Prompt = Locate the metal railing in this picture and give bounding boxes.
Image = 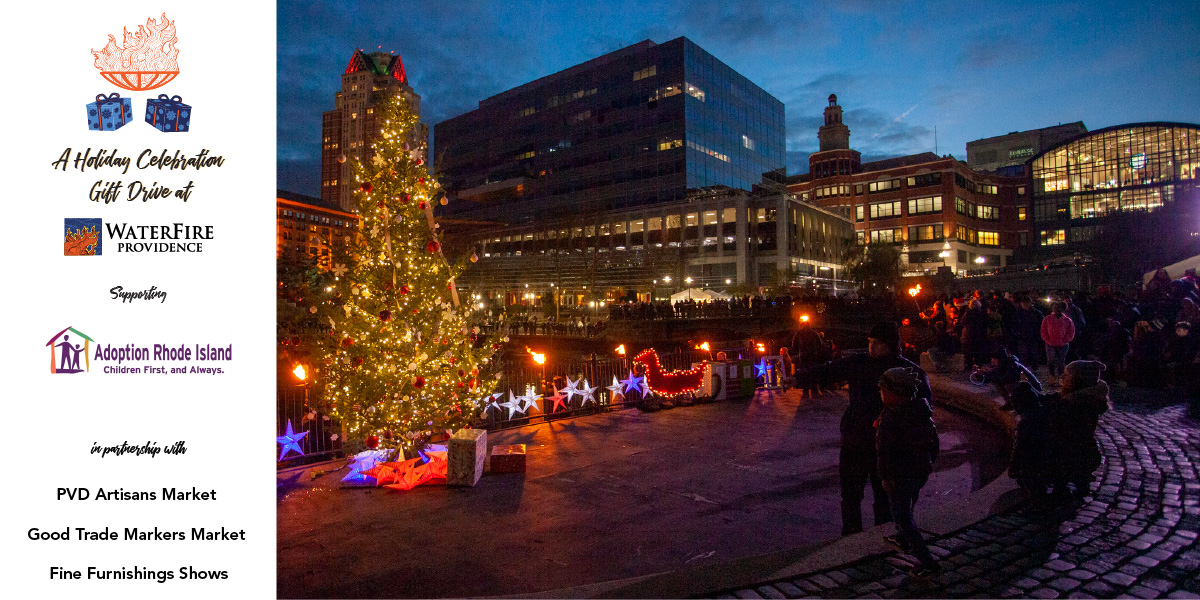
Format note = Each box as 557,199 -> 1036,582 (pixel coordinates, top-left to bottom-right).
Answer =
478,349 -> 714,430
277,385 -> 343,467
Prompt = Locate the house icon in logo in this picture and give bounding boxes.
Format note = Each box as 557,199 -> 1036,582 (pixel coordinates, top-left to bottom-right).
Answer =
47,326 -> 94,374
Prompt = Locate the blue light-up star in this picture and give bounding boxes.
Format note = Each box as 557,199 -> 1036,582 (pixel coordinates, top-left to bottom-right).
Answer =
342,449 -> 392,482
620,371 -> 644,395
755,358 -> 769,379
277,420 -> 309,461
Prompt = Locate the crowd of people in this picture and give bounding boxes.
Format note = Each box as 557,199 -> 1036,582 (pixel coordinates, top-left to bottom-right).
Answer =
911,267 -> 1200,392
608,295 -> 796,320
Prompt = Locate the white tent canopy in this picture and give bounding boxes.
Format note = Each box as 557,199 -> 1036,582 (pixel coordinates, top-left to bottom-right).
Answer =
1143,253 -> 1200,286
669,288 -> 732,304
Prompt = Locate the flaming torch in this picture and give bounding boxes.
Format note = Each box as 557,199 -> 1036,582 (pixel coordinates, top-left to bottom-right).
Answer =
92,13 -> 180,91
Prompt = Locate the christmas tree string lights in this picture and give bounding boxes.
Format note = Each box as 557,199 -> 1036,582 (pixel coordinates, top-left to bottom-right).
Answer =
313,91 -> 500,456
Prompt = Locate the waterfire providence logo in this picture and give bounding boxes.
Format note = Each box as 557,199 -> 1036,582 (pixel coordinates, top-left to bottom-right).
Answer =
64,218 -> 102,256
62,218 -> 214,254
47,326 -> 95,374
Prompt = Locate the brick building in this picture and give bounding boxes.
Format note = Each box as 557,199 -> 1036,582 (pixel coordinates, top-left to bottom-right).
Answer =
788,95 -> 1029,276
277,190 -> 358,269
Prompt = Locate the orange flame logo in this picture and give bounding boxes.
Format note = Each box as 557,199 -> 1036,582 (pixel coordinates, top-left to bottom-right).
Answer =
92,13 -> 180,91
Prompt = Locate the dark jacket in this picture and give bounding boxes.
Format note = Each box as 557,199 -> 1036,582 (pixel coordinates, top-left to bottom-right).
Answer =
812,353 -> 932,449
960,307 -> 989,349
1009,382 -> 1050,483
1044,380 -> 1110,480
1014,306 -> 1043,343
876,392 -> 940,481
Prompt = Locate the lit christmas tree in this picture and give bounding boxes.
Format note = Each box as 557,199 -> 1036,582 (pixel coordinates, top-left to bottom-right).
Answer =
317,91 -> 500,455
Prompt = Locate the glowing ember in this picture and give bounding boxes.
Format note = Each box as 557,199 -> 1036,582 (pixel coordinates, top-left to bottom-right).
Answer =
292,364 -> 307,381
694,342 -> 710,351
615,344 -> 626,356
525,347 -> 546,365
92,13 -> 180,91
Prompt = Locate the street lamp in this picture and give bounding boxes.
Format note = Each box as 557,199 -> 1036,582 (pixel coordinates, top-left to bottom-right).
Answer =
685,276 -> 693,300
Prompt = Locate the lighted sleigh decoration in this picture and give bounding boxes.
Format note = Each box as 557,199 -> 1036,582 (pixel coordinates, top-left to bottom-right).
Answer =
91,13 -> 180,91
632,349 -> 708,397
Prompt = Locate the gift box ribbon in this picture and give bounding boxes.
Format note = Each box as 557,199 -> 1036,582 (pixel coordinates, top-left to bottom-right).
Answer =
94,93 -> 126,123
150,94 -> 187,130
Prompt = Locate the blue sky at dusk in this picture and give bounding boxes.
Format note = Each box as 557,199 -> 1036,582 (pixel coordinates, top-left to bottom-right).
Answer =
278,0 -> 1200,196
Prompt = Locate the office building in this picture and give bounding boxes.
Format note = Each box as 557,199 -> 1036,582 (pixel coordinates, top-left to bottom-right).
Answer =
966,122 -> 1087,175
459,186 -> 853,303
320,49 -> 426,212
1028,122 -> 1200,255
435,37 -> 786,223
788,95 -> 1028,276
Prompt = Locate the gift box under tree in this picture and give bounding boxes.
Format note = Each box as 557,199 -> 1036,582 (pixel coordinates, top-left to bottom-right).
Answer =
86,93 -> 132,131
145,94 -> 192,132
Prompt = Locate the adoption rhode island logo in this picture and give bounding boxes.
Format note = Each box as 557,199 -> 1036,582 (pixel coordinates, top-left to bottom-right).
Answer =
46,326 -> 95,374
64,218 -> 102,256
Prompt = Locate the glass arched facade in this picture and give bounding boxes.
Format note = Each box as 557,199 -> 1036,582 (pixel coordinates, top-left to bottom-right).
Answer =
1030,123 -> 1200,247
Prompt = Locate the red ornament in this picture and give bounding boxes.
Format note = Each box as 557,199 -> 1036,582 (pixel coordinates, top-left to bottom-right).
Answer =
457,381 -> 464,388
379,310 -> 393,323
426,240 -> 441,253
401,194 -> 410,204
354,357 -> 364,367
366,435 -> 379,449
376,200 -> 384,208
361,182 -> 373,193
400,285 -> 410,295
413,376 -> 426,388
383,431 -> 393,440
341,337 -> 355,348
419,178 -> 426,184
418,201 -> 427,210
457,369 -> 465,378
416,158 -> 424,166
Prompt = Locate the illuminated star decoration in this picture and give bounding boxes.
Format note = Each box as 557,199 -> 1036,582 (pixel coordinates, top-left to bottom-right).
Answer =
755,358 -> 769,379
562,376 -> 582,402
482,392 -> 504,417
607,376 -> 625,403
276,420 -> 308,461
547,389 -> 569,413
620,371 -> 644,395
578,379 -> 598,406
331,263 -> 348,277
499,391 -> 525,418
639,377 -> 654,398
519,391 -> 542,413
342,449 -> 393,483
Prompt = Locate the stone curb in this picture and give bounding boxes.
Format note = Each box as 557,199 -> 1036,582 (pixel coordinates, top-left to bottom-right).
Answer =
495,374 -> 1022,599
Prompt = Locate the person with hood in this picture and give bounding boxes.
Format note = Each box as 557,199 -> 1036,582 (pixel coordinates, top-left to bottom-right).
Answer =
876,367 -> 941,577
1044,360 -> 1112,502
804,322 -> 930,535
959,300 -> 990,370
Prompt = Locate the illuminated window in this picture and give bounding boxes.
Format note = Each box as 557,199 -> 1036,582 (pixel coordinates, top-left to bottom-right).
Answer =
870,201 -> 901,219
633,65 -> 657,81
516,107 -> 535,118
742,135 -> 755,150
658,139 -> 682,151
686,213 -> 699,226
908,225 -> 944,242
350,112 -> 357,120
977,205 -> 1000,220
869,228 -> 903,244
572,110 -> 591,122
685,83 -> 705,102
1018,207 -> 1027,221
979,184 -> 998,194
978,231 -> 999,246
868,179 -> 901,193
957,225 -> 976,243
855,205 -> 864,222
515,150 -> 535,161
1040,229 -> 1066,246
704,211 -> 719,225
907,196 -> 942,215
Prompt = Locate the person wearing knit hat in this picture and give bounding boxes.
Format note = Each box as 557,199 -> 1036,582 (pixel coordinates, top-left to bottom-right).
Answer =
801,321 -> 932,536
876,366 -> 941,576
1044,360 -> 1110,503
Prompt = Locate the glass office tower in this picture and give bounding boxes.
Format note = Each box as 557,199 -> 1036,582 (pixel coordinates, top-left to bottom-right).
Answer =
435,37 -> 785,224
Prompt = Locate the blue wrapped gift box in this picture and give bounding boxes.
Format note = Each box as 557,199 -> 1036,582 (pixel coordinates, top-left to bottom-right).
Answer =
86,93 -> 132,132
145,94 -> 192,132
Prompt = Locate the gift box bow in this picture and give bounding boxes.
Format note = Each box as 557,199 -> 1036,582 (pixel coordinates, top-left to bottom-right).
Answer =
152,94 -> 188,107
94,92 -> 125,105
